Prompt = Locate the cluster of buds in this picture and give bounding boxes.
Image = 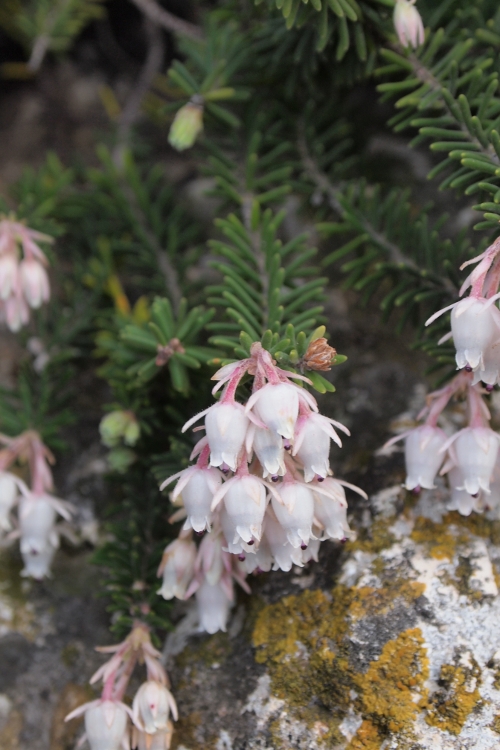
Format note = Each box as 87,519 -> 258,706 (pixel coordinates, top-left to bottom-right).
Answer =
0,218 -> 52,332
393,0 -> 424,49
158,342 -> 365,633
0,430 -> 72,578
386,236 -> 500,516
66,623 -> 177,750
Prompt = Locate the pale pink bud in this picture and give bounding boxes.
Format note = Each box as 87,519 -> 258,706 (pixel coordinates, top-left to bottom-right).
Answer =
404,425 -> 447,491
451,298 -> 500,372
19,257 -> 50,309
0,253 -> 18,300
205,402 -> 249,471
251,426 -> 285,479
453,427 -> 499,495
19,494 -> 57,554
247,383 -> 299,440
85,700 -> 130,750
313,479 -> 351,540
271,483 -> 315,548
132,681 -> 178,734
394,0 -> 424,49
157,537 -> 196,600
222,475 -> 267,544
195,579 -> 233,634
0,472 -> 18,532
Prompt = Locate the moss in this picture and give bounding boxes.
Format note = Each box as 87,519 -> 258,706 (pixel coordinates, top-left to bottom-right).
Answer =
170,711 -> 204,750
425,656 -> 482,735
175,630 -> 232,670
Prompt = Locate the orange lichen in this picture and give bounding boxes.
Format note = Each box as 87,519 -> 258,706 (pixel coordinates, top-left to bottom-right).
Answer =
425,657 -> 482,735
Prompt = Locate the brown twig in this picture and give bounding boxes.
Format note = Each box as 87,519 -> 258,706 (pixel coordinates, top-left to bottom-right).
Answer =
128,0 -> 204,41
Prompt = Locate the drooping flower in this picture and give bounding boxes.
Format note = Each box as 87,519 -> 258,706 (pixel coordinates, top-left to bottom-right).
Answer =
447,426 -> 500,495
161,465 -> 221,533
212,474 -> 267,546
19,257 -> 49,309
404,424 -> 448,491
271,482 -> 315,548
65,699 -> 131,750
312,479 -> 351,540
157,535 -> 197,600
451,298 -> 500,372
195,578 -> 233,634
18,493 -> 58,554
246,382 -> 300,441
394,0 -> 425,48
293,413 -> 349,482
262,507 -> 304,571
247,424 -> 285,479
132,681 -> 178,734
446,467 -> 482,517
183,402 -> 249,472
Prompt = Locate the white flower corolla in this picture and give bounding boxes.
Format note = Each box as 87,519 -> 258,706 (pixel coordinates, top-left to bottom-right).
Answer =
72,700 -> 130,750
157,537 -> 197,600
404,425 -> 448,491
246,382 -> 299,440
271,483 -> 315,548
453,427 -> 499,495
21,543 -> 56,579
161,466 -> 221,533
313,479 -> 351,540
263,510 -> 304,571
132,681 -> 178,734
451,298 -> 500,372
394,0 -> 424,48
446,467 -> 482,517
249,425 -> 285,478
221,475 -> 267,545
220,507 -> 244,555
133,724 -> 173,750
0,472 -> 18,532
195,579 -> 233,634
18,494 -> 57,554
4,291 -> 29,332
293,413 -> 348,482
242,532 -> 273,573
205,402 -> 249,471
19,258 -> 50,309
301,537 -> 321,564
472,338 -> 500,387
0,253 -> 18,300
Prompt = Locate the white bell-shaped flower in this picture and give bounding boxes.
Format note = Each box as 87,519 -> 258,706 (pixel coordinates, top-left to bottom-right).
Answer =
250,426 -> 285,478
451,298 -> 500,371
220,507 -> 244,555
271,483 -> 315,548
21,543 -> 56,579
242,532 -> 273,573
134,725 -> 173,750
446,467 -> 481,517
19,258 -> 50,309
393,0 -> 424,48
132,680 -> 178,734
157,537 -> 197,600
176,466 -> 220,533
18,494 -> 57,554
195,579 -> 233,634
205,402 -> 249,471
453,427 -> 499,495
404,425 -> 448,491
293,413 -> 347,482
472,338 -> 500,387
0,472 -> 18,532
85,700 -> 130,750
247,383 -> 299,440
264,509 -> 304,571
222,475 -> 267,544
313,479 -> 351,540
301,537 -> 321,564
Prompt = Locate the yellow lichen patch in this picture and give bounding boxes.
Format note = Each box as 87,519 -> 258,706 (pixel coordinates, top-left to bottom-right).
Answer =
490,714 -> 500,734
442,511 -> 500,546
348,581 -> 425,621
347,719 -> 381,750
410,517 -> 458,559
425,656 -> 482,735
353,628 -> 428,742
352,518 -> 397,555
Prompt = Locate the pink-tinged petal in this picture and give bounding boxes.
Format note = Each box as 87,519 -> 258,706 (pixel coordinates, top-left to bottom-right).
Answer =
425,302 -> 458,327
181,407 -> 211,433
65,700 -> 100,722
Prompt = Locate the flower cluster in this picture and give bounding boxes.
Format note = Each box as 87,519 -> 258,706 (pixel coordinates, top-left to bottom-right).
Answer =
66,624 -> 176,750
0,430 -> 72,578
158,342 -> 365,633
386,237 -> 500,516
0,218 -> 52,332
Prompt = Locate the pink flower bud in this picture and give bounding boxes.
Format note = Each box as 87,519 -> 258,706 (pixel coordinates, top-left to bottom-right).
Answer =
157,537 -> 196,600
132,681 -> 177,734
404,425 -> 448,491
19,257 -> 50,309
271,483 -> 315,548
394,0 -> 424,49
205,402 -> 249,471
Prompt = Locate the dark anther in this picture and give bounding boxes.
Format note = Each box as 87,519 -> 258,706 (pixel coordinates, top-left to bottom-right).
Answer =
301,543 -> 307,550
271,475 -> 279,482
247,539 -> 254,546
465,365 -> 473,372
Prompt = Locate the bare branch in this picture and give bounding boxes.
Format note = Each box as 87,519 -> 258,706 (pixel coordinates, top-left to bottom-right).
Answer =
128,0 -> 203,41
